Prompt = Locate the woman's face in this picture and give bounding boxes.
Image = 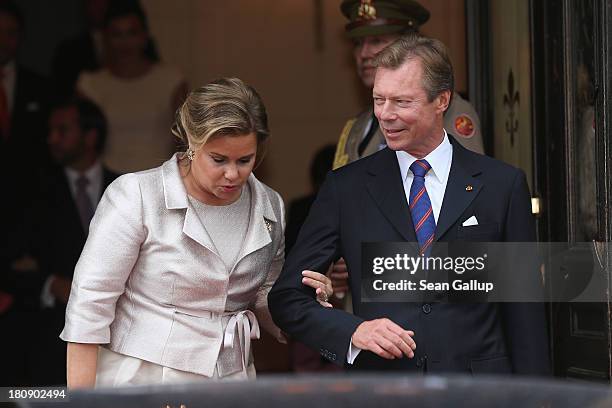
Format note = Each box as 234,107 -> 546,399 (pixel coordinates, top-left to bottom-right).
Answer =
188,132 -> 258,205
104,14 -> 147,60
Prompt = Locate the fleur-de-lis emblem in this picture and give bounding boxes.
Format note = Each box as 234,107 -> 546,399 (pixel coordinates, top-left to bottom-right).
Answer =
358,0 -> 377,20
503,69 -> 520,147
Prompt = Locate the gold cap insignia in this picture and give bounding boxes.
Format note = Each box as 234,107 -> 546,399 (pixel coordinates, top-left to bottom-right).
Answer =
358,0 -> 377,20
465,185 -> 473,192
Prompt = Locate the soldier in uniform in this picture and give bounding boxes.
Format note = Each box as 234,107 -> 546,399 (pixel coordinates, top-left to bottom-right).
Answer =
334,0 -> 484,170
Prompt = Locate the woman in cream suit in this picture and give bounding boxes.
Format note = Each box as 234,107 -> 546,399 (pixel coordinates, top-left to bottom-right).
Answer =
61,78 -> 332,387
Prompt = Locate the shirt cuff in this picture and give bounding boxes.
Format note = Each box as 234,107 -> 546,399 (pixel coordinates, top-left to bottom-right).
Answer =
347,338 -> 362,364
40,275 -> 56,308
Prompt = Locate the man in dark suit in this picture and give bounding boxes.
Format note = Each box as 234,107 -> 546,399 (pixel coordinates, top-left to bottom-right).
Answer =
269,35 -> 549,375
0,0 -> 51,268
0,0 -> 50,152
51,0 -> 109,98
0,0 -> 51,385
4,97 -> 118,385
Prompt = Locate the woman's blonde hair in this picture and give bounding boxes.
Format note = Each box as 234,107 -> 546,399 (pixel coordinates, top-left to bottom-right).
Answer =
172,77 -> 269,166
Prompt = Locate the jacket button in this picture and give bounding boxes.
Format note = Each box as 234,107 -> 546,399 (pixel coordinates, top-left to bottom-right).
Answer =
415,355 -> 428,368
422,303 -> 432,314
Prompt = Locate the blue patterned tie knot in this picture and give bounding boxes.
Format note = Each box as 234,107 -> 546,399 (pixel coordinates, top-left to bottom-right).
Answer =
409,160 -> 436,256
410,159 -> 431,178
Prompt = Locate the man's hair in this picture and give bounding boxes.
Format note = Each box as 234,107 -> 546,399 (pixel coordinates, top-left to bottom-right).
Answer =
373,33 -> 454,102
52,97 -> 108,154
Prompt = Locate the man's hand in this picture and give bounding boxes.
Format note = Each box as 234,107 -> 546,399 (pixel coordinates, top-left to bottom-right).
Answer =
352,318 -> 416,359
329,258 -> 349,297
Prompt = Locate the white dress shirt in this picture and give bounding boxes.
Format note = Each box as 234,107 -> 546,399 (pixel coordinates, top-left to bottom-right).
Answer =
396,130 -> 453,223
347,130 -> 454,364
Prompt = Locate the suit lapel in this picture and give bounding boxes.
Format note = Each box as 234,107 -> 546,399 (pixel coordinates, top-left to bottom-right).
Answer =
161,157 -> 277,262
365,148 -> 417,243
182,205 -> 218,254
235,174 -> 276,262
435,137 -> 483,240
161,155 -> 218,254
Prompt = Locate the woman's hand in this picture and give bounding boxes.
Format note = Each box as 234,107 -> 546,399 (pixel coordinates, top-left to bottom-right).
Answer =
301,270 -> 333,308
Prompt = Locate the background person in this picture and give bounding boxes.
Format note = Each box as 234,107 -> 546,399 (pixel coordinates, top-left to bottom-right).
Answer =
13,97 -> 117,385
76,0 -> 187,174
0,0 -> 50,386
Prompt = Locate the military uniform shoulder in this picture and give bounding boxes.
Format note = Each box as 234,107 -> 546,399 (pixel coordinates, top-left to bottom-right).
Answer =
445,95 -> 481,142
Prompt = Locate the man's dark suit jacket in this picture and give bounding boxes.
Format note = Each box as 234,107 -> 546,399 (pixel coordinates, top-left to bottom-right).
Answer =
0,65 -> 51,168
28,165 -> 118,385
0,66 -> 51,261
33,166 -> 119,281
269,136 -> 550,375
0,164 -> 117,385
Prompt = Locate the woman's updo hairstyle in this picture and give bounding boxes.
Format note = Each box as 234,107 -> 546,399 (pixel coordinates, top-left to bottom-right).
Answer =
172,77 -> 270,167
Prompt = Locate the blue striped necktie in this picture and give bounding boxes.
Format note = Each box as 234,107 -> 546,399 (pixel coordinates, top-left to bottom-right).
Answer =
409,160 -> 436,256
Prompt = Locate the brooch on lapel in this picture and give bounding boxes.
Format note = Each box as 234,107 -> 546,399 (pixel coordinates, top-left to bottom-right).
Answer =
264,219 -> 273,232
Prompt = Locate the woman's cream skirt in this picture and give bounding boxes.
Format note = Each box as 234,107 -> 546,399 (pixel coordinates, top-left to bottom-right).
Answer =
95,346 -> 255,387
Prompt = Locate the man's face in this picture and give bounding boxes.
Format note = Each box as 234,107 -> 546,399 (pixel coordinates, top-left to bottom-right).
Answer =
373,59 -> 450,157
48,107 -> 89,166
0,12 -> 20,66
353,34 -> 399,88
